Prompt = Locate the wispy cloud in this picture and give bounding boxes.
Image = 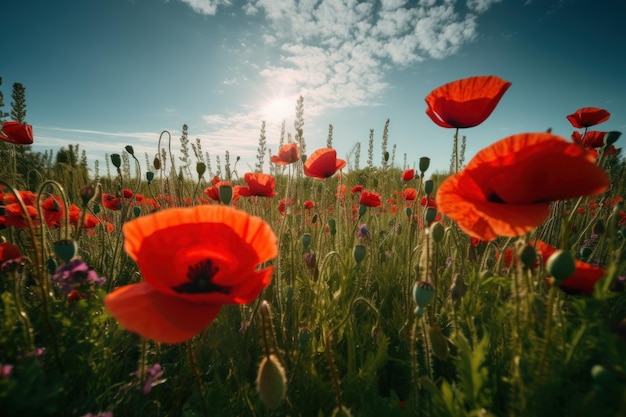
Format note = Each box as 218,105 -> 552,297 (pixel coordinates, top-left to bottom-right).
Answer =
192,0 -> 499,158
177,0 -> 231,15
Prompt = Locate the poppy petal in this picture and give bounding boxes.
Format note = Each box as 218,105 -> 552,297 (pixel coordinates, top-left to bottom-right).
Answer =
105,282 -> 222,344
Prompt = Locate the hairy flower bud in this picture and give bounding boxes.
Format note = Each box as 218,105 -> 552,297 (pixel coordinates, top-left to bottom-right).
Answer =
256,354 -> 287,410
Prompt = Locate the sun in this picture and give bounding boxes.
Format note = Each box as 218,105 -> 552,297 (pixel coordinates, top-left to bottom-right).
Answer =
261,96 -> 294,123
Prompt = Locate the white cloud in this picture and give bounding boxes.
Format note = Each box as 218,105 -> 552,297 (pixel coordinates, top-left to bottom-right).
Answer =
177,0 -> 231,15
466,0 -> 502,14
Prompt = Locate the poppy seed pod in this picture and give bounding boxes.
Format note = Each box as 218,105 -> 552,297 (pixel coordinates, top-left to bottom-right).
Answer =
302,233 -> 312,250
256,354 -> 287,410
353,244 -> 366,264
219,184 -> 233,205
146,171 -> 155,183
110,154 -> 122,169
425,207 -> 438,224
53,239 -> 78,263
546,250 -> 576,283
125,145 -> 135,155
419,157 -> 430,174
430,222 -> 445,243
412,280 -> 435,318
423,179 -> 434,195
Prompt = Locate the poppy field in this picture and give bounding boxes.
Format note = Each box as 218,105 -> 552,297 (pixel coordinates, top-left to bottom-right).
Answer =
1,75 -> 625,417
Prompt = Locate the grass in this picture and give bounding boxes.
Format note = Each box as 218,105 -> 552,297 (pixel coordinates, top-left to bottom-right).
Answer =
0,135 -> 625,417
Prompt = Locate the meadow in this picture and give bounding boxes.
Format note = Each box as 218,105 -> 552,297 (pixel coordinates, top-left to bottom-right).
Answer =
0,76 -> 625,417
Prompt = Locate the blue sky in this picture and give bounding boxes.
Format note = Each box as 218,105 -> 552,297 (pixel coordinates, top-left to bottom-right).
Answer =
2,0 -> 625,176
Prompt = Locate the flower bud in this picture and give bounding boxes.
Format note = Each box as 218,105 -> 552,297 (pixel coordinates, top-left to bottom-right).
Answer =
430,222 -> 445,243
110,153 -> 122,169
256,354 -> 287,410
133,206 -> 141,217
125,145 -> 135,155
219,184 -> 233,205
419,157 -> 430,174
603,131 -> 621,147
423,179 -> 434,195
328,218 -> 336,236
358,204 -> 367,218
449,273 -> 467,303
353,244 -> 366,264
53,239 -> 78,263
516,241 -> 537,270
196,162 -> 206,177
546,250 -> 575,283
146,171 -> 155,184
425,207 -> 437,224
302,233 -> 312,250
412,280 -> 435,318
153,157 -> 161,170
580,246 -> 592,261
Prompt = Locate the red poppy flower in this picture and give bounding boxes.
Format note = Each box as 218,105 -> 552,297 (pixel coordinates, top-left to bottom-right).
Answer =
424,75 -> 511,128
401,188 -> 418,201
303,148 -> 346,179
566,107 -> 610,129
105,205 -> 277,343
102,193 -> 122,210
3,203 -> 38,228
1,190 -> 37,206
277,198 -> 294,216
0,121 -> 34,145
436,133 -> 610,241
303,200 -> 315,210
534,241 -> 605,295
401,169 -> 415,181
420,195 -> 437,208
351,185 -> 363,194
0,241 -> 22,264
203,182 -> 240,203
238,173 -> 276,198
122,189 -> 134,199
571,130 -> 607,149
271,143 -> 300,165
41,195 -> 65,227
359,190 -> 382,208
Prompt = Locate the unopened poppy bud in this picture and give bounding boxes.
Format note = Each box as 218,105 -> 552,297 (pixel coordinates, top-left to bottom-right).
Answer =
546,250 -> 575,283
298,327 -> 312,352
516,241 -> 536,270
53,239 -> 78,263
300,154 -> 307,164
425,207 -> 437,224
406,207 -> 412,217
328,218 -> 336,235
580,246 -> 592,260
419,157 -> 430,174
430,222 -> 445,243
423,179 -> 434,195
93,203 -> 100,214
80,184 -> 96,206
256,354 -> 287,410
384,151 -> 389,162
125,145 -> 135,155
358,204 -> 367,218
110,153 -> 122,169
412,280 -> 435,318
133,206 -> 141,217
353,244 -> 366,264
196,162 -> 206,177
603,131 -> 621,147
592,220 -> 605,235
429,323 -> 449,361
219,184 -> 233,205
46,257 -> 58,275
146,171 -> 154,183
153,157 -> 161,170
302,233 -> 312,250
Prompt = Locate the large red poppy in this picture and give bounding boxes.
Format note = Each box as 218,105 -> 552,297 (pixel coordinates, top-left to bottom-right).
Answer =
436,133 -> 610,241
571,130 -> 607,149
0,121 -> 34,145
0,241 -> 22,264
238,172 -> 277,198
566,107 -> 610,129
303,148 -> 346,179
534,241 -> 605,295
271,143 -> 300,165
105,205 -> 277,343
359,190 -> 382,208
424,75 -> 511,129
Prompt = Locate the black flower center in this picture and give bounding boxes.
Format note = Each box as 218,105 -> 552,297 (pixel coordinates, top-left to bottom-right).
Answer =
172,259 -> 231,294
487,192 -> 506,204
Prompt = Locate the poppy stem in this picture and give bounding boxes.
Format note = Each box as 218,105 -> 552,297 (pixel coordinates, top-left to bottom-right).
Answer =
537,284 -> 557,378
187,340 -> 210,416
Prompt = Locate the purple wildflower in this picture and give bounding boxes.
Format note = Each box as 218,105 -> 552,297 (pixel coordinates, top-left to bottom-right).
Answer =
133,363 -> 165,394
51,259 -> 106,295
0,364 -> 14,378
357,224 -> 370,240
